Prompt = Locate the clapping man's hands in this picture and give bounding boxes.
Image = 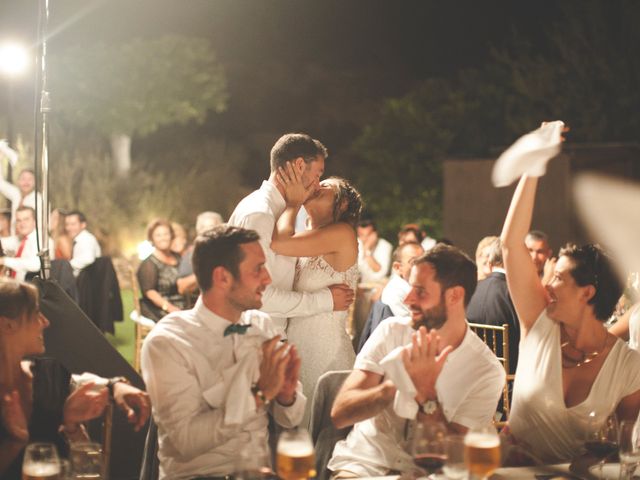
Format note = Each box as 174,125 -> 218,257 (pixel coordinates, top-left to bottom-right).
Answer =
257,336 -> 300,406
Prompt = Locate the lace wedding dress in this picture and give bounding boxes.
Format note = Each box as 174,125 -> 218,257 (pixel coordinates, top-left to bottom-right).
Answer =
286,255 -> 359,427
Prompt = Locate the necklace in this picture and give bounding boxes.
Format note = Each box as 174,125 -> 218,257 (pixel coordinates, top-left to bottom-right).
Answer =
560,329 -> 609,369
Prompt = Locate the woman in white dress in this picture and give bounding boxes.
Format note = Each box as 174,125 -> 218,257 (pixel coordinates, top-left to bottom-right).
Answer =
502,174 -> 640,464
271,167 -> 362,427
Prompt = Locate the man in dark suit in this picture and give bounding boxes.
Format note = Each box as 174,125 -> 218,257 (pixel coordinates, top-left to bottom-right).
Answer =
466,237 -> 520,373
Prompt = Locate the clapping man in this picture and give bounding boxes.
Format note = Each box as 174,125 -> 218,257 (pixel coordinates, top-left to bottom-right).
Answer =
141,225 -> 305,479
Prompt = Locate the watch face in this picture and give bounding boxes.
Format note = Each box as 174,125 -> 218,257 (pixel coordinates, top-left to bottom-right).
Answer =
423,400 -> 438,415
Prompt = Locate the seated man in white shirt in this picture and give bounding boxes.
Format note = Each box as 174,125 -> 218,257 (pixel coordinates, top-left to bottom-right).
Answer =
381,242 -> 425,317
65,210 -> 101,276
328,244 -> 505,477
357,219 -> 392,284
0,206 -> 52,281
141,225 -> 306,480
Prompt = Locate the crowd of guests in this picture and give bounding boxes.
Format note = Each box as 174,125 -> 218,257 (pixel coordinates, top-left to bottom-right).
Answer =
2,131 -> 640,480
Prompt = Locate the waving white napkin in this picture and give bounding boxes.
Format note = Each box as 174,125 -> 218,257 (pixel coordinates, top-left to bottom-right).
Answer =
574,174 -> 640,299
492,121 -> 565,187
0,139 -> 18,167
380,345 -> 419,419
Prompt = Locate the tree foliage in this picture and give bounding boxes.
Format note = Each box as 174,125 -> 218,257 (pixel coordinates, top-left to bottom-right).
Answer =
50,35 -> 228,138
352,0 -> 640,239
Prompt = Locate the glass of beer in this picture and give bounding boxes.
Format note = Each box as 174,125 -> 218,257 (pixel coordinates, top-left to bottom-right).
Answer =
464,425 -> 501,479
22,443 -> 61,480
276,428 -> 316,480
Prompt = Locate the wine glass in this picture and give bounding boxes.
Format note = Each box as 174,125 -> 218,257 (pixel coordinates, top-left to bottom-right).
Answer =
276,428 -> 316,480
411,421 -> 448,476
618,420 -> 640,480
22,443 -> 61,480
69,441 -> 104,479
443,434 -> 467,479
584,412 -> 619,480
464,425 -> 501,480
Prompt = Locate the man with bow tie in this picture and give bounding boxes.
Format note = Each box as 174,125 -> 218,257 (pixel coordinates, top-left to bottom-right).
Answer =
141,224 -> 305,480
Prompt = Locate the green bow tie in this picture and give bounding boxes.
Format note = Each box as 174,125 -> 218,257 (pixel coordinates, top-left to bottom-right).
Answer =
223,323 -> 251,337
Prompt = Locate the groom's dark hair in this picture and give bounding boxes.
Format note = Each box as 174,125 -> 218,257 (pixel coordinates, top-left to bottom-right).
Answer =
192,224 -> 260,292
270,133 -> 327,172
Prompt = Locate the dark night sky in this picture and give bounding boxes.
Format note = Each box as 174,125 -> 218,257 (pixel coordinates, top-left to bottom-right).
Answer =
0,0 -> 557,181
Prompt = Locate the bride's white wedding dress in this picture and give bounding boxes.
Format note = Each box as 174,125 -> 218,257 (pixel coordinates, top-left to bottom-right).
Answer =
286,255 -> 359,427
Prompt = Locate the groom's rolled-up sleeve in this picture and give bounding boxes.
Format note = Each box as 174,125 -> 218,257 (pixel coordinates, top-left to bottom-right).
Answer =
233,211 -> 333,318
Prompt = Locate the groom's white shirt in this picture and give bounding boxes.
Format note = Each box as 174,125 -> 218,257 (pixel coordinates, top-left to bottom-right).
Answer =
228,181 -> 333,335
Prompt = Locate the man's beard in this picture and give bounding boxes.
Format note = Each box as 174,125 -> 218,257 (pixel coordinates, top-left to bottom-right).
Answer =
412,294 -> 448,330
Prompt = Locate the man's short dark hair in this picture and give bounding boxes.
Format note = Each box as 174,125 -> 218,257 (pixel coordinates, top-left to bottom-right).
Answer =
15,206 -> 35,220
559,243 -> 622,322
67,210 -> 87,223
192,225 -> 261,292
413,244 -> 478,306
398,224 -> 425,243
357,218 -> 377,230
270,133 -> 327,172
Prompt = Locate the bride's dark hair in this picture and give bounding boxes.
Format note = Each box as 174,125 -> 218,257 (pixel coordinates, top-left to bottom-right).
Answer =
324,177 -> 363,228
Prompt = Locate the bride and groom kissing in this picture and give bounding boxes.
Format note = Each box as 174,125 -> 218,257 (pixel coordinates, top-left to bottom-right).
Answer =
229,132 -> 364,425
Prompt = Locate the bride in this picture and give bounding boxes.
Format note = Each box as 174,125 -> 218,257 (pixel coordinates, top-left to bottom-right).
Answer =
271,163 -> 362,426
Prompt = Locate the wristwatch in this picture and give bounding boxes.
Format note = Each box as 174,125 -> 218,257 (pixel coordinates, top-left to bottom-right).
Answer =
419,399 -> 439,415
107,376 -> 130,398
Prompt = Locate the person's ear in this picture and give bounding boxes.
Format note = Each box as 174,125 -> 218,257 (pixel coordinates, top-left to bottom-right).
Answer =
581,284 -> 596,304
446,286 -> 465,306
212,266 -> 233,290
0,316 -> 18,334
392,261 -> 402,274
293,157 -> 306,173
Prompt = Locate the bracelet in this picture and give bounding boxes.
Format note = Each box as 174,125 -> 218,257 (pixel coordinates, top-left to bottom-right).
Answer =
251,383 -> 270,407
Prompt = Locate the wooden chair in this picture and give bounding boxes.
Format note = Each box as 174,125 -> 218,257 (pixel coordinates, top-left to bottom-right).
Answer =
130,266 -> 155,372
468,322 -> 513,426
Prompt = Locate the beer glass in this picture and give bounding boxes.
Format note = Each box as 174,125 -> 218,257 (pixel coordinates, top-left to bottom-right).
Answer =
22,443 -> 61,480
69,441 -> 104,479
276,429 -> 316,480
584,412 -> 618,480
464,425 -> 501,480
410,421 -> 447,476
618,420 -> 640,480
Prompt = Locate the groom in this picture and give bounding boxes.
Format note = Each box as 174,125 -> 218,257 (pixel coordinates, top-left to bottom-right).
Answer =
228,133 -> 354,337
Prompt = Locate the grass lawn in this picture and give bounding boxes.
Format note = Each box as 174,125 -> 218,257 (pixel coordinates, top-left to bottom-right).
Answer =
106,288 -> 136,366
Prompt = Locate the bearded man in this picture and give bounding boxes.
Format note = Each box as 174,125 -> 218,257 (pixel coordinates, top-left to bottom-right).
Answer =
327,244 -> 505,478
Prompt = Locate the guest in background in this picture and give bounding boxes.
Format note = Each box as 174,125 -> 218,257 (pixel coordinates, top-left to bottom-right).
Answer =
357,218 -> 392,284
397,223 -> 424,246
475,235 -> 498,281
381,242 -> 424,317
0,164 -> 44,235
0,209 -> 10,238
170,222 -> 188,258
137,219 -> 188,321
49,208 -> 72,260
525,230 -> 553,279
65,210 -> 101,276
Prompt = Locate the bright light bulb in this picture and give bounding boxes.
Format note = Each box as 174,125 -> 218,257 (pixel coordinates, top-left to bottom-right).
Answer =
0,43 -> 30,76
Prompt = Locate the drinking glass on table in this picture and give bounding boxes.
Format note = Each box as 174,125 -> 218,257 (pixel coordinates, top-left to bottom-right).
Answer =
618,420 -> 640,480
464,425 -> 501,480
584,412 -> 618,479
69,441 -> 104,479
443,434 -> 467,479
22,443 -> 61,480
276,428 -> 316,480
411,421 -> 448,476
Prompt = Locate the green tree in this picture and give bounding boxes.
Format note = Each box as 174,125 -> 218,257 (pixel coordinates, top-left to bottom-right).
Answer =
50,35 -> 228,175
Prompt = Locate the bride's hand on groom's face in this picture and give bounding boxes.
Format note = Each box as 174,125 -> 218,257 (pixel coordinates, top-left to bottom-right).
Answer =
276,162 -> 313,208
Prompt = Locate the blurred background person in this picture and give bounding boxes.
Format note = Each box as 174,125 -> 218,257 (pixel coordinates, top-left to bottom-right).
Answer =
475,235 -> 498,281
0,165 -> 44,236
0,207 -> 51,281
357,218 -> 391,284
397,223 -> 424,246
65,210 -> 101,276
170,222 -> 188,258
49,208 -> 72,260
0,209 -> 10,238
137,219 -> 187,321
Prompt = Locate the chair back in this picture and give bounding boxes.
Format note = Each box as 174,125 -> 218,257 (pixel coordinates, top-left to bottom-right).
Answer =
309,370 -> 353,480
468,322 -> 512,426
139,416 -> 160,480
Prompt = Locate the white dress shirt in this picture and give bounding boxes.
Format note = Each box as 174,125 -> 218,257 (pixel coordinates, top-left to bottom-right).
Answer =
1,230 -> 54,281
141,298 -> 306,480
70,229 -> 101,276
0,174 -> 44,236
380,275 -> 411,317
328,317 -> 505,477
357,237 -> 392,284
228,180 -> 333,335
